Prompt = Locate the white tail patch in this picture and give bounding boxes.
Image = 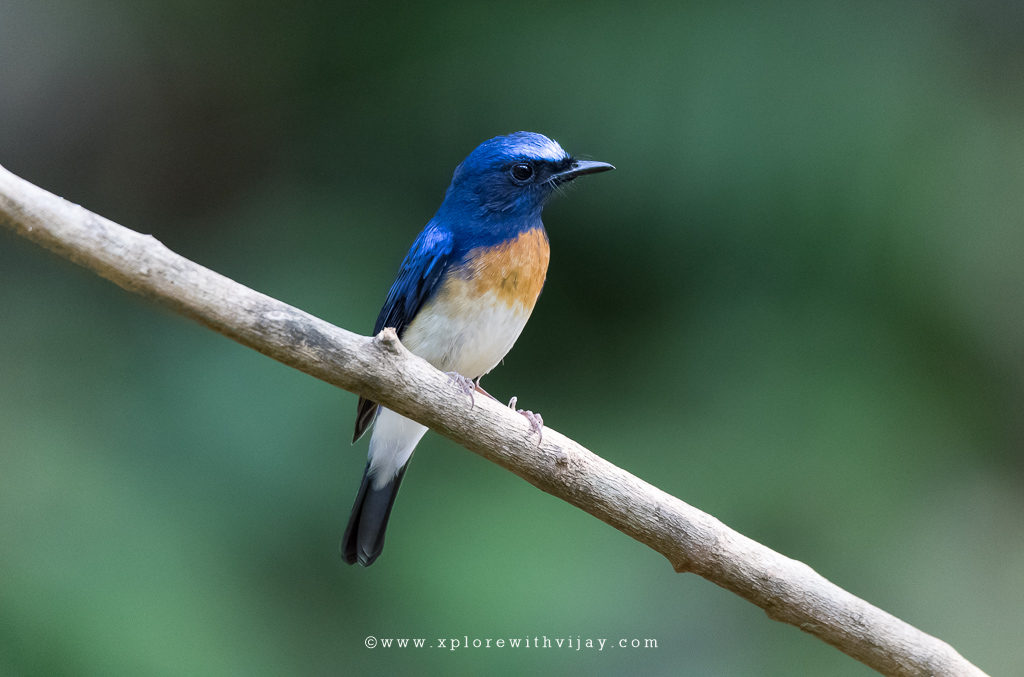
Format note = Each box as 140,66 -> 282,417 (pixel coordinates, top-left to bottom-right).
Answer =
367,408 -> 428,489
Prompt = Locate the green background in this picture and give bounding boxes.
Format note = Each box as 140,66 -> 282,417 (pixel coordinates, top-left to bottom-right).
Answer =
2,1 -> 1022,675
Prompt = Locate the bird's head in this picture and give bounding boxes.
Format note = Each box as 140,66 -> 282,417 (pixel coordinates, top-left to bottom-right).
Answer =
439,131 -> 614,224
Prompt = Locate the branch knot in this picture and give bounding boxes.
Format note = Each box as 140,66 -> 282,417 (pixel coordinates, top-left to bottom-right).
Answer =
374,327 -> 403,354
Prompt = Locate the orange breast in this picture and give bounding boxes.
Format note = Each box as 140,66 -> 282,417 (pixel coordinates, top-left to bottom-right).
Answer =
458,227 -> 550,310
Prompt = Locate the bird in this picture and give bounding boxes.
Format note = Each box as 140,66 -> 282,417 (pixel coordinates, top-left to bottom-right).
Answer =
342,131 -> 613,566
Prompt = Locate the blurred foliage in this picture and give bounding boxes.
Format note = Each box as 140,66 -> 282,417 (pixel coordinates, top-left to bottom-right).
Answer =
2,0 -> 1023,675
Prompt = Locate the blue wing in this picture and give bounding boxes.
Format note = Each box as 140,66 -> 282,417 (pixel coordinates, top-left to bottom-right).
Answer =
372,224 -> 455,336
354,224 -> 455,442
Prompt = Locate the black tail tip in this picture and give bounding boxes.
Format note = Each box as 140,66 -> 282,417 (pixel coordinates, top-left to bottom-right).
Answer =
341,533 -> 383,566
341,544 -> 381,567
340,464 -> 408,568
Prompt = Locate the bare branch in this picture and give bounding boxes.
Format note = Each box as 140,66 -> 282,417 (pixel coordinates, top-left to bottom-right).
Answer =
0,164 -> 987,677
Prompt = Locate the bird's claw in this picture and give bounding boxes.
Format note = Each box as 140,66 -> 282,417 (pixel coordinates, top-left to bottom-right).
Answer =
446,371 -> 476,407
508,396 -> 543,444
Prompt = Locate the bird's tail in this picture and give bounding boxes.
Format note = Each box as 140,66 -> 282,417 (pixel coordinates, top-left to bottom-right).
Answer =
342,407 -> 427,566
341,462 -> 407,566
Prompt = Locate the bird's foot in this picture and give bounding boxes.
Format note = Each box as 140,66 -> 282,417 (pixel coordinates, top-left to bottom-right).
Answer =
446,372 -> 476,407
508,396 -> 543,445
473,379 -> 497,401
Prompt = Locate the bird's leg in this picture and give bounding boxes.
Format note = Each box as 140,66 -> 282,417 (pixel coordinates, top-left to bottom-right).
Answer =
445,372 -> 476,407
473,377 -> 498,402
456,374 -> 544,444
507,396 -> 544,445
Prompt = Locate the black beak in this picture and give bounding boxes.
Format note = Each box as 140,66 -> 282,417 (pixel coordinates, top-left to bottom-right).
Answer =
549,159 -> 615,185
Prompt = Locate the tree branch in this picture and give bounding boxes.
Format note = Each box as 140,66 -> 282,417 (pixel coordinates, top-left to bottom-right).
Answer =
0,164 -> 987,677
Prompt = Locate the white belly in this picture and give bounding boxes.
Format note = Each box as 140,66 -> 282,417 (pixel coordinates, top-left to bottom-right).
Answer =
400,287 -> 533,378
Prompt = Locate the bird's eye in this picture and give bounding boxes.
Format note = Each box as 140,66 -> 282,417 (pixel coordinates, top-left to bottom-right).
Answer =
510,163 -> 534,183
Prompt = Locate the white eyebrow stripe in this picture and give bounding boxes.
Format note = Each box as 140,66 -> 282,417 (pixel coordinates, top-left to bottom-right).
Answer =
520,135 -> 567,162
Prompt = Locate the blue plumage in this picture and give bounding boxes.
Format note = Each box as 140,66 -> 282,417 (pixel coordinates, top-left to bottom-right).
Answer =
374,226 -> 454,342
343,131 -> 613,566
351,225 -> 453,439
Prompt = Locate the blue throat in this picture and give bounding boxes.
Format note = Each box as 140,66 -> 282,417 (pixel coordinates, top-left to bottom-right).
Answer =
434,189 -> 548,259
